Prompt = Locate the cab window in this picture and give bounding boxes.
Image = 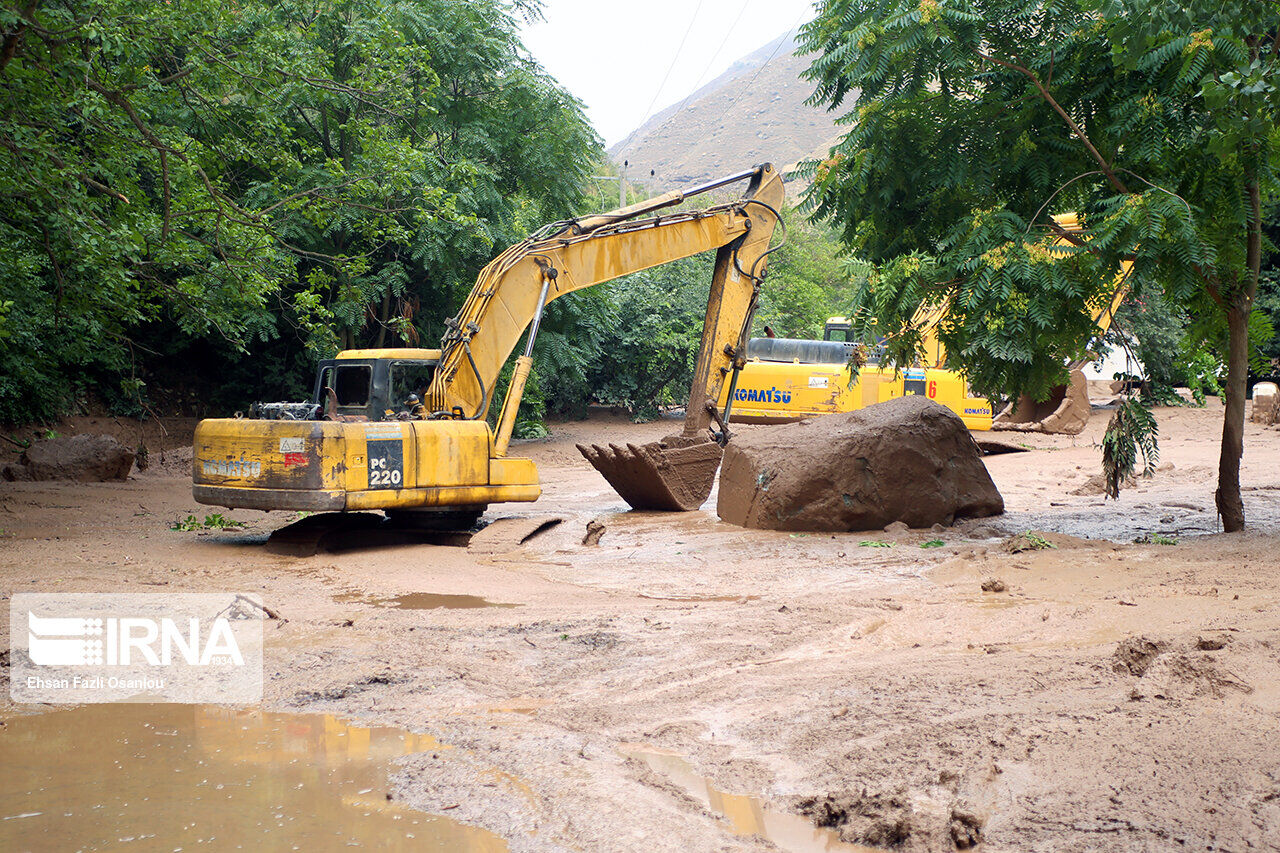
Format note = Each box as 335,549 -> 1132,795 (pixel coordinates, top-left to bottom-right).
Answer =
391,362 -> 435,408
319,365 -> 372,407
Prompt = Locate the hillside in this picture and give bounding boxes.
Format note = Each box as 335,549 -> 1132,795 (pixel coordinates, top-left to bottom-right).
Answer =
609,33 -> 843,192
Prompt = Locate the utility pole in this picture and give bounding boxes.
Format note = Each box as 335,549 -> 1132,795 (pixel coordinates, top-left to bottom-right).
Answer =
591,159 -> 629,210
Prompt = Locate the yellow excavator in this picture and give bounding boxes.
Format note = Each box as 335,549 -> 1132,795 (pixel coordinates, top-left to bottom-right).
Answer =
193,164 -> 784,521
718,213 -> 1133,435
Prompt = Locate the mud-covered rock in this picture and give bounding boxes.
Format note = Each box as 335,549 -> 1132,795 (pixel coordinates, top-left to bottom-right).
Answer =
6,434 -> 134,482
1112,636 -> 1166,676
717,396 -> 1004,531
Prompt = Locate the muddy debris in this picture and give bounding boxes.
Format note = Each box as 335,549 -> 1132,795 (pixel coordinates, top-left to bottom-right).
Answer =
980,578 -> 1007,593
2,433 -> 134,482
1001,531 -> 1059,553
800,786 -> 980,852
467,515 -> 563,554
1113,636 -> 1167,676
582,518 -> 606,546
1196,634 -> 1230,651
716,397 -> 1004,532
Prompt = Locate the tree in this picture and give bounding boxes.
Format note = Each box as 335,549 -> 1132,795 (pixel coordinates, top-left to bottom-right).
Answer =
0,0 -> 599,423
800,0 -> 1278,530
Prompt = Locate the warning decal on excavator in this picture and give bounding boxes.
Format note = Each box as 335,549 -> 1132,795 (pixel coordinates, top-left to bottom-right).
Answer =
367,439 -> 404,489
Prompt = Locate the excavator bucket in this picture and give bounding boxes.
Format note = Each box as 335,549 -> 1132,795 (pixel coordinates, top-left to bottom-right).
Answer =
576,435 -> 724,511
992,368 -> 1092,435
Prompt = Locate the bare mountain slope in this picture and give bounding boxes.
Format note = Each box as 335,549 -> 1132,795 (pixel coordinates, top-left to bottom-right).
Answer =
610,33 -> 842,192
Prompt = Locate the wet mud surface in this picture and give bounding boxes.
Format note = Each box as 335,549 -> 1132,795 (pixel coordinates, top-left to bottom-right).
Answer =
0,703 -> 504,851
2,403 -> 1280,851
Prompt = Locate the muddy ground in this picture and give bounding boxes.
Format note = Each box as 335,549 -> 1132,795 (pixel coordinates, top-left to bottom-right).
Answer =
2,404 -> 1280,852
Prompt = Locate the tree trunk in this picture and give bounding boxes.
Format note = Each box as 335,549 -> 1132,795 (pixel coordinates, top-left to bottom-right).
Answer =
1215,302 -> 1250,531
374,289 -> 391,349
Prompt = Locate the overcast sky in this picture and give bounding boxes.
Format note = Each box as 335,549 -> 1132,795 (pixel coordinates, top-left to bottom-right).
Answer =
521,0 -> 818,148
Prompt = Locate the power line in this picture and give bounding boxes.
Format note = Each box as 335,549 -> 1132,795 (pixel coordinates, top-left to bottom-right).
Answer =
618,0 -> 751,173
704,8 -> 810,147
680,0 -> 753,114
629,0 -> 707,149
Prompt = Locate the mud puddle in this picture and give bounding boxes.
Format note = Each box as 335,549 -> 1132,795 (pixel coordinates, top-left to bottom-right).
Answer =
336,592 -> 521,610
623,745 -> 878,852
0,703 -> 506,851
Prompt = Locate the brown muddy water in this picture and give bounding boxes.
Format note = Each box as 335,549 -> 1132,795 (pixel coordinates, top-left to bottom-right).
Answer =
623,745 -> 878,853
335,592 -> 521,610
0,704 -> 506,851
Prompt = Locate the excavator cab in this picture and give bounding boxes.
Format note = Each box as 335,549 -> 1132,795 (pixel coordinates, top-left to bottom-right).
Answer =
312,350 -> 439,422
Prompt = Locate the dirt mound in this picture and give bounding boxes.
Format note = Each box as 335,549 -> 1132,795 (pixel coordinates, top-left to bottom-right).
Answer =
134,444 -> 194,476
716,396 -> 1004,531
1113,636 -> 1167,676
800,787 -> 984,851
2,434 -> 134,482
1117,634 -> 1254,700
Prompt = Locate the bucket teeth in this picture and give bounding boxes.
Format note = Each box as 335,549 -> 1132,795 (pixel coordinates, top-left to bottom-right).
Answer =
577,437 -> 724,512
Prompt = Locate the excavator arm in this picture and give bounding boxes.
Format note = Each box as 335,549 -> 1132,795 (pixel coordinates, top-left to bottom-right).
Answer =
426,164 -> 785,509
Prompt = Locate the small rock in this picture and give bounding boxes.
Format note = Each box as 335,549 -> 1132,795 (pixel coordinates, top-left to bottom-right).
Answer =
981,578 -> 1006,593
1196,635 -> 1228,651
930,523 -> 946,534
884,521 -> 909,533
582,519 -> 606,546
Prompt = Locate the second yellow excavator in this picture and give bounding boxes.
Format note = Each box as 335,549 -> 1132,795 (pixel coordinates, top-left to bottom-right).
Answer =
192,165 -> 785,520
718,213 -> 1134,435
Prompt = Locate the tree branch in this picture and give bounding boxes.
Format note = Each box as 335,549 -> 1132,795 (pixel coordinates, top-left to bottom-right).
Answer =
0,0 -> 37,74
975,50 -> 1130,194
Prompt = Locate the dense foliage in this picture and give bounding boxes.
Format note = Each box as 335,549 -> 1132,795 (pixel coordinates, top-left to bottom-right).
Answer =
0,0 -> 598,423
800,0 -> 1279,529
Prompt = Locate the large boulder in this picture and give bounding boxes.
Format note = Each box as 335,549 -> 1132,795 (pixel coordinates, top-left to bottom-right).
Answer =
3,434 -> 135,482
717,396 -> 1004,531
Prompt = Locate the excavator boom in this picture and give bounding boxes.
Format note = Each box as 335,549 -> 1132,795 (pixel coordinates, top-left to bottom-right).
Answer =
423,165 -> 784,511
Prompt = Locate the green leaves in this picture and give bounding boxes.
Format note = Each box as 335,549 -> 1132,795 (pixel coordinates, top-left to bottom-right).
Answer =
800,0 -> 1278,401
0,0 -> 600,424
1101,397 -> 1160,500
